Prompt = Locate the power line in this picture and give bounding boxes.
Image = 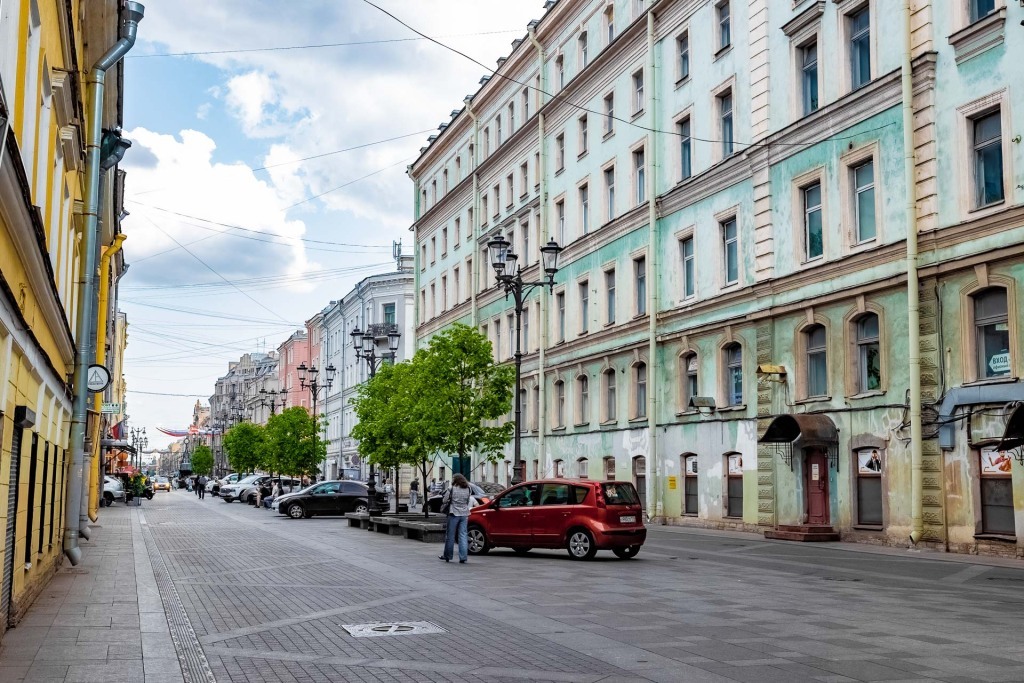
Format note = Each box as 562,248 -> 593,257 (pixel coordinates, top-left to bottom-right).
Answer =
359,0 -> 896,152
284,156 -> 413,209
127,389 -> 213,397
128,29 -> 522,59
253,129 -> 435,171
120,298 -> 302,325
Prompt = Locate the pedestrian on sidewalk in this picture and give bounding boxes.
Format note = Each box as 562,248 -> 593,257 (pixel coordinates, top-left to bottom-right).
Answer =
439,474 -> 476,564
197,475 -> 207,499
409,478 -> 419,509
428,478 -> 439,496
383,479 -> 394,511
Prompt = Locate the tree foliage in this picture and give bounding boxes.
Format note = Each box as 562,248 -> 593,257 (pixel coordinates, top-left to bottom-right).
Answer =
190,445 -> 214,476
223,422 -> 265,474
263,407 -> 326,479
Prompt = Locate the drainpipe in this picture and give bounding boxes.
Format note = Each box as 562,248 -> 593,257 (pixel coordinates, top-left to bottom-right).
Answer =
528,24 -> 548,474
65,2 -> 144,565
901,0 -> 923,545
411,172 -> 420,336
646,8 -> 660,519
88,233 -> 126,522
466,97 -> 480,327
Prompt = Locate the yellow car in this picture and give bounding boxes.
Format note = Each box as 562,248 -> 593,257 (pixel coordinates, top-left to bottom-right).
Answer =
153,477 -> 171,492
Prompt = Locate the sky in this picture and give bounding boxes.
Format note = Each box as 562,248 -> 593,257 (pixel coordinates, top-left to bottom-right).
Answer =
120,0 -> 543,449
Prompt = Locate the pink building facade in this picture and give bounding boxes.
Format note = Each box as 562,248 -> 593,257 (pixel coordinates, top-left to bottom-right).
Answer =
277,329 -> 310,412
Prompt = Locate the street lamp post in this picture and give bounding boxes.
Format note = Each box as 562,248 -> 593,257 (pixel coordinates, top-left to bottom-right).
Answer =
129,426 -> 146,473
296,361 -> 336,488
259,387 -> 281,417
350,323 -> 401,515
487,234 -> 562,485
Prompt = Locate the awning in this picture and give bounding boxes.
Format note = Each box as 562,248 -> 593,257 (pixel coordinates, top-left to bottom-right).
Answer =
101,439 -> 136,454
999,403 -> 1024,450
759,414 -> 838,448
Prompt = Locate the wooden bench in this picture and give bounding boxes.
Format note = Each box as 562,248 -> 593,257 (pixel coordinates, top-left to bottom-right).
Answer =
398,519 -> 446,542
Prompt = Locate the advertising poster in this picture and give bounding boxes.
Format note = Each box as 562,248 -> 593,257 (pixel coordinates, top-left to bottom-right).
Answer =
727,453 -> 742,476
857,448 -> 883,474
981,447 -> 1013,475
685,455 -> 698,475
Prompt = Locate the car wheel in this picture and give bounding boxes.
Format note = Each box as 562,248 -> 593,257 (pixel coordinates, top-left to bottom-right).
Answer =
567,528 -> 597,561
467,525 -> 490,555
103,492 -> 114,506
354,502 -> 369,514
612,545 -> 641,559
222,496 -> 234,503
512,547 -> 532,555
287,503 -> 305,520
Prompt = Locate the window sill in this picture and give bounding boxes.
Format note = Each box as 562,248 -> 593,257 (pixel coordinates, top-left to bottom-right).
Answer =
801,255 -> 825,267
599,420 -> 618,428
796,395 -> 831,404
675,75 -> 690,89
574,422 -> 591,428
631,109 -> 645,121
578,151 -> 588,161
505,204 -> 513,211
948,8 -> 1006,64
603,130 -> 615,142
628,417 -> 649,425
962,376 -> 1019,388
633,312 -> 648,320
723,514 -> 741,520
848,390 -> 886,400
720,282 -> 741,293
519,193 -> 528,201
578,330 -> 589,337
969,199 -> 1006,215
551,426 -> 566,433
974,532 -> 1017,543
852,524 -> 883,532
717,405 -> 746,413
675,410 -> 699,417
714,44 -> 733,61
604,321 -> 616,328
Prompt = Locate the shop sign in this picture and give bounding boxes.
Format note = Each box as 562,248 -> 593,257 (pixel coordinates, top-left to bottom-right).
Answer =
989,352 -> 1010,375
101,402 -> 121,414
667,475 -> 677,490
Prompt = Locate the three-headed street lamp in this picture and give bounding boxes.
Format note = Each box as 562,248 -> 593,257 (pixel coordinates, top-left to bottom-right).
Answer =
350,323 -> 402,515
259,387 -> 283,416
296,362 -> 336,490
487,234 -> 563,485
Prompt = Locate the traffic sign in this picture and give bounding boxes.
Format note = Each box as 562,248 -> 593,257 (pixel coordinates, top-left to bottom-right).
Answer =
86,364 -> 111,393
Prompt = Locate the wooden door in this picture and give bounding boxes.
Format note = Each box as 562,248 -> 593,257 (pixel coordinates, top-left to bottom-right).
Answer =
805,449 -> 830,526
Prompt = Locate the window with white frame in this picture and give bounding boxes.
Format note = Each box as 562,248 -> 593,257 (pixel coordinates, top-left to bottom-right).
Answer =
605,166 -> 616,221
856,313 -> 881,392
605,6 -> 615,44
634,147 -> 646,204
632,70 -> 644,114
556,133 -> 565,171
522,217 -> 530,264
507,314 -> 515,360
441,275 -> 448,311
556,55 -> 565,90
975,288 -> 1010,379
717,1 -> 731,51
442,226 -> 448,255
605,269 -> 616,324
482,195 -> 489,223
804,181 -> 824,260
496,115 -> 502,146
679,117 -> 692,181
506,174 -> 514,208
577,457 -> 589,478
579,31 -> 589,67
454,218 -> 461,247
467,208 -> 474,236
634,256 -> 646,316
677,32 -> 690,81
971,0 -> 997,23
853,160 -> 876,242
443,169 -> 449,193
522,88 -> 530,120
722,217 -> 739,286
577,375 -> 590,424
522,306 -> 530,352
972,109 -> 1004,208
681,236 -> 695,298
634,363 -> 647,418
603,92 -> 614,135
849,6 -> 871,90
519,162 -> 529,199
556,291 -> 566,342
604,369 -> 617,421
579,183 -> 590,235
508,102 -> 515,131
579,280 -> 589,334
453,267 -> 461,305
805,324 -> 828,397
725,343 -> 743,406
483,128 -> 490,156
578,115 -> 588,156
431,236 -> 436,262
554,380 -> 566,428
682,353 -> 698,409
719,90 -> 734,157
493,184 -> 501,218
800,40 -> 819,115
493,317 -> 501,360
556,199 -> 566,245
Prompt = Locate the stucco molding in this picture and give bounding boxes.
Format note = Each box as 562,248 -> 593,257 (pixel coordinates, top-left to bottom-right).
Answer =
781,0 -> 825,37
957,274 -> 1019,383
947,7 -> 1006,65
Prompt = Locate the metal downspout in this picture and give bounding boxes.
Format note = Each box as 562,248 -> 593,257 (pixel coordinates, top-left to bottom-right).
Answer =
65,2 -> 144,565
466,99 -> 479,327
902,0 -> 923,545
88,234 -> 126,522
528,26 -> 547,476
646,8 -> 660,520
411,174 -> 420,336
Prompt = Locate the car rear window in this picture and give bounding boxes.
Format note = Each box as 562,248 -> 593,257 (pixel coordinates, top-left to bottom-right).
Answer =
602,483 -> 639,505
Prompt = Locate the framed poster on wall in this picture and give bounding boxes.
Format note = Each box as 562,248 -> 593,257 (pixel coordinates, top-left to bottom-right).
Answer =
857,449 -> 883,474
980,447 -> 1013,474
727,453 -> 742,476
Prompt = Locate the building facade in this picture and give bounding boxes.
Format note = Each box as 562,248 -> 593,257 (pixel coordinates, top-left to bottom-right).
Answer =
209,351 -> 278,474
410,0 -> 1024,556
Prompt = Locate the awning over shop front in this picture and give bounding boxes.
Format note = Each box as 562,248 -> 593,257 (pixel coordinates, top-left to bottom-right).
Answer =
760,414 -> 838,447
998,403 -> 1024,450
101,439 -> 136,454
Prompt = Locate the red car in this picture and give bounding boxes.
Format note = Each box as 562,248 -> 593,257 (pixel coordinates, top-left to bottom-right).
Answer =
467,479 -> 646,560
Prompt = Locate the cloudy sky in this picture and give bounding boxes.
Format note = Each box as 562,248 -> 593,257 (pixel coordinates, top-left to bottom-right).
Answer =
121,0 -> 542,448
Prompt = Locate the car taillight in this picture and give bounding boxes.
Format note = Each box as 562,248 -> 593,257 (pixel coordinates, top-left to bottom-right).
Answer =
595,486 -> 606,508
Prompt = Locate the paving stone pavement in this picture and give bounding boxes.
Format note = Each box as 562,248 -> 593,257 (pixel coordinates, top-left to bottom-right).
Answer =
4,491 -> 1024,682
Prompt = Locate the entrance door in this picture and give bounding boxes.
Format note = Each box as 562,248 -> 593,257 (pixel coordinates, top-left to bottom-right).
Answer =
805,449 -> 830,526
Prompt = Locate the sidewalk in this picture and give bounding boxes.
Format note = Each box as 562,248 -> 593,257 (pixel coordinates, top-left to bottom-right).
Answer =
0,504 -> 182,683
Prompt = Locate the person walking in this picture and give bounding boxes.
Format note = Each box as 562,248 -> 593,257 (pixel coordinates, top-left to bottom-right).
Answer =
409,478 -> 419,509
382,479 -> 394,512
197,475 -> 207,499
439,474 -> 475,564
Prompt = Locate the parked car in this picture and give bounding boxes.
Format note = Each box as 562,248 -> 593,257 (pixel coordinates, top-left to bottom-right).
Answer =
426,481 -> 504,512
102,475 -> 126,506
208,472 -> 242,497
221,475 -> 302,504
466,479 -> 646,561
273,480 -> 389,519
153,476 -> 171,492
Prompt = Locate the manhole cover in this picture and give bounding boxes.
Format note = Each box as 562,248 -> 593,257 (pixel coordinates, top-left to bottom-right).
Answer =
341,621 -> 446,638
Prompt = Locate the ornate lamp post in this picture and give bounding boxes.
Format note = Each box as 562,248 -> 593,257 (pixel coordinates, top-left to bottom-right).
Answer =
350,323 -> 401,515
296,361 -> 336,487
259,387 -> 282,417
129,426 -> 146,472
487,234 -> 562,485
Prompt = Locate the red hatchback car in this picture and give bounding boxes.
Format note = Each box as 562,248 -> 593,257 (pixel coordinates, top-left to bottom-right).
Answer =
467,479 -> 646,560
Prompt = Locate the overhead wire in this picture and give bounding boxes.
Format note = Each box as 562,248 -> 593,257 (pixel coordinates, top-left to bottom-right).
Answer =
120,298 -> 302,325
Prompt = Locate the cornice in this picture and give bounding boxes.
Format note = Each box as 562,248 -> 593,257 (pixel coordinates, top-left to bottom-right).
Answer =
658,154 -> 752,217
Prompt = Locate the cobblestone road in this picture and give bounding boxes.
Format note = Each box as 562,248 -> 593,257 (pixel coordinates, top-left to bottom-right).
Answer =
6,490 -> 1024,682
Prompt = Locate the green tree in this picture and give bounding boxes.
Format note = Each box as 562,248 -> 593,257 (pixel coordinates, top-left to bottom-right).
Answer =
263,407 -> 326,487
190,445 -> 214,476
223,422 -> 265,474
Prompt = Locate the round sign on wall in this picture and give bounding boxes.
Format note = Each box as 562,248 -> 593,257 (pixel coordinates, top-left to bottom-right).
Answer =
86,364 -> 111,393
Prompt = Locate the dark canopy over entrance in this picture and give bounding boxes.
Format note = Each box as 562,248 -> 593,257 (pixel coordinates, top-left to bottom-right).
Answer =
760,414 -> 838,448
999,403 -> 1024,450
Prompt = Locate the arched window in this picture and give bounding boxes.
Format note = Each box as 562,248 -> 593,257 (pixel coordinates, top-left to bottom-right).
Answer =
681,352 -> 698,410
553,459 -> 564,478
725,452 -> 743,518
577,457 -> 589,479
804,324 -> 828,397
723,343 -> 743,406
682,453 -> 698,515
633,362 -> 647,418
855,314 -> 881,392
554,380 -> 566,427
974,288 -> 1010,379
603,456 -> 616,481
603,369 -> 617,422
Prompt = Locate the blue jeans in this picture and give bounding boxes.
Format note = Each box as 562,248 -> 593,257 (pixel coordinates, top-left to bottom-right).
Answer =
443,515 -> 468,561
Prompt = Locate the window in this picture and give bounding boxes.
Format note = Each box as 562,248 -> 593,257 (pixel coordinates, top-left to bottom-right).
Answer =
518,389 -> 528,432
604,456 -> 616,480
722,218 -> 739,285
604,369 -> 617,421
522,306 -> 529,352
603,93 -> 614,135
556,55 -> 565,90
507,314 -> 515,360
455,156 -> 461,181
604,166 -> 616,221
682,353 -> 698,409
856,448 -> 883,525
420,244 -> 427,270
681,237 -> 695,298
725,343 -> 742,406
634,363 -> 647,419
453,267 -> 461,304
578,115 -> 588,156
441,275 -> 448,311
719,91 -> 734,156
522,88 -> 530,120
556,133 -> 565,171
496,115 -> 502,145
579,32 -> 589,67
484,128 -> 490,156
577,376 -> 590,424
556,291 -> 566,342
493,318 -> 501,360
973,110 -> 1004,208
801,41 -> 819,115
454,218 -> 461,247
508,102 -> 515,131
805,324 -> 828,397
429,283 -> 436,318
804,181 -> 824,260
605,6 -> 615,44
442,227 -> 448,255
493,185 -> 501,218
522,218 -> 530,264
975,288 -> 1010,379
634,257 -> 646,316
632,70 -> 644,114
634,148 -> 646,204
579,280 -> 589,333
679,118 -> 692,181
556,199 -> 566,244
726,453 -> 743,517
519,162 -> 528,199
971,0 -> 996,23
717,1 -> 731,51
431,180 -> 437,203
532,386 -> 540,430
482,196 -> 489,223
605,269 -> 616,324
506,174 -> 514,208
579,184 -> 590,235
383,303 -> 396,326
577,457 -> 589,478
554,381 -> 566,428
980,447 -> 1014,535
684,455 -> 698,514
853,160 -> 876,242
849,7 -> 871,90
443,169 -> 449,193
431,236 -> 436,262
534,152 -> 540,187
467,208 -> 474,236
856,314 -> 881,392
677,32 -> 690,81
